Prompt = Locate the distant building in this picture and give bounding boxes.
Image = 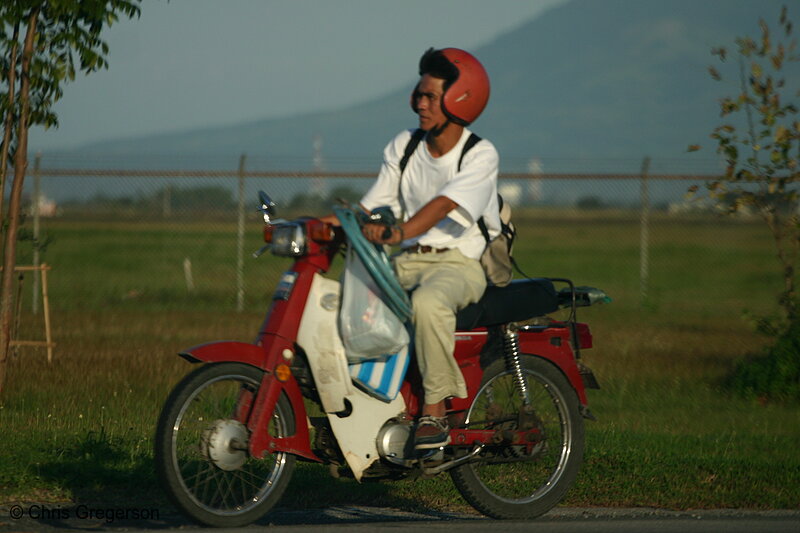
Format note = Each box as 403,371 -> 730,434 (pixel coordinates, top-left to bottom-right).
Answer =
30,195 -> 58,217
526,158 -> 543,203
499,184 -> 522,207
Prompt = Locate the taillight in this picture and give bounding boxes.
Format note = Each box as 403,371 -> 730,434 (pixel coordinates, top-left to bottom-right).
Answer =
576,323 -> 593,349
263,225 -> 274,243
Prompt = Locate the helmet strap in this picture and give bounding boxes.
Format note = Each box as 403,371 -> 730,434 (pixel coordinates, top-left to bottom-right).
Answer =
429,118 -> 451,138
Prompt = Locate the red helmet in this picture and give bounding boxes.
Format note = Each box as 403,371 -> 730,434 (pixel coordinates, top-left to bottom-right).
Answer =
411,47 -> 490,126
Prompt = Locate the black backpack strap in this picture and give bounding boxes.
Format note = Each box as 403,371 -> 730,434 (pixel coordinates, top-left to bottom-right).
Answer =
402,130 -> 481,174
399,128 -> 426,174
477,216 -> 490,243
476,194 -> 499,244
461,133 -> 486,241
458,133 -> 482,172
511,256 -> 533,280
397,128 -> 426,220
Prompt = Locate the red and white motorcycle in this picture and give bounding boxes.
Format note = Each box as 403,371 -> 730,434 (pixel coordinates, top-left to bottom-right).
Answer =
154,192 -> 604,527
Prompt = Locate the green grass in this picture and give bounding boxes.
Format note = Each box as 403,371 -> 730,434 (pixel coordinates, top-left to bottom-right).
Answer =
1,209 -> 798,514
16,209 -> 782,318
20,219 -> 293,311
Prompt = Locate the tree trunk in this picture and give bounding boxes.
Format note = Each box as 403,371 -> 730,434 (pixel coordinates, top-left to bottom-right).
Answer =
0,9 -> 37,396
782,261 -> 797,324
0,23 -> 20,224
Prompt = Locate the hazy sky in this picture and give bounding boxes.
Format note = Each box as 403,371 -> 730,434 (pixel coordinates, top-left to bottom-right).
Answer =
27,0 -> 566,151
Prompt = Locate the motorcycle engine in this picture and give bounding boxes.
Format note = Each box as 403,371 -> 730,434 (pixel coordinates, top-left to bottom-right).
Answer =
376,418 -> 415,466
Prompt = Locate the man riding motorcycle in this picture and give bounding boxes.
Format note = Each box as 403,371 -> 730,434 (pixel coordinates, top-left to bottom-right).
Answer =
359,47 -> 501,450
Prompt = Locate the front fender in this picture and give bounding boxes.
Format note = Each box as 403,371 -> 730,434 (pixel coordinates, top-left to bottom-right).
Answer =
179,341 -> 267,369
178,340 -> 321,462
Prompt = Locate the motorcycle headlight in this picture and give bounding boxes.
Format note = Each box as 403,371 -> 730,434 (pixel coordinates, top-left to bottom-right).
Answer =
269,223 -> 306,256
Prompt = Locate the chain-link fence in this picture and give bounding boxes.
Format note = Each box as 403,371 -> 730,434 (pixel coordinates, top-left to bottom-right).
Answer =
12,153 -> 778,326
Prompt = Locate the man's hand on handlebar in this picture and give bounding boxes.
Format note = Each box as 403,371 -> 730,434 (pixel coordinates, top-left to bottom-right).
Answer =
363,223 -> 404,245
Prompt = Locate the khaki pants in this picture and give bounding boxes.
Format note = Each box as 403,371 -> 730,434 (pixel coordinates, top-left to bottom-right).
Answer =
394,249 -> 486,405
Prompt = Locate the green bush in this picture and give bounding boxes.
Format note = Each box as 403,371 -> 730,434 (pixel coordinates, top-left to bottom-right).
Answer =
727,321 -> 800,402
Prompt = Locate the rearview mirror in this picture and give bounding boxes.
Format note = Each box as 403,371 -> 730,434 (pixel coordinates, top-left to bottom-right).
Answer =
258,191 -> 277,224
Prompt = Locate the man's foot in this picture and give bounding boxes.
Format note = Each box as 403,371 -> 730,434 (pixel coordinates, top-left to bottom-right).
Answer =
414,415 -> 450,450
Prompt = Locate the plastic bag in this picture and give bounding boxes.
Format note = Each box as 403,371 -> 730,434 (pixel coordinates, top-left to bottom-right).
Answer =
349,344 -> 411,402
339,246 -> 410,363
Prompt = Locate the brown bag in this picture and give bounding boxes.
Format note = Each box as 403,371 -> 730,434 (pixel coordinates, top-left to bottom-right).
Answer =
478,195 -> 516,287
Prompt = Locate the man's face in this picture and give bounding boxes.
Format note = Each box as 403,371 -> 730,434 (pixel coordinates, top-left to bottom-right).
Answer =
414,74 -> 448,132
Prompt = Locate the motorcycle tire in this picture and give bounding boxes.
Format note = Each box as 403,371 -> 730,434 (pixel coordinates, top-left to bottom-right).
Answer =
154,362 -> 296,527
450,354 -> 585,519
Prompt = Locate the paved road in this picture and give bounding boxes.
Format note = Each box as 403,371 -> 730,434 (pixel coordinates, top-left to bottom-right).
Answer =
2,505 -> 798,532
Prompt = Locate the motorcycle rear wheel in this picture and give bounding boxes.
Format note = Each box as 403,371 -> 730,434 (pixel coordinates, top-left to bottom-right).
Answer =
154,362 -> 296,527
450,355 -> 584,519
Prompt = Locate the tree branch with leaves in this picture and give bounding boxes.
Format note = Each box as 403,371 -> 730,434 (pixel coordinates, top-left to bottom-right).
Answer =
690,5 -> 800,326
690,5 -> 800,403
0,0 -> 142,396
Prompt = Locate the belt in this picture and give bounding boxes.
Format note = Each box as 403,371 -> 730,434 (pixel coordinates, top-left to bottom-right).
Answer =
402,244 -> 450,254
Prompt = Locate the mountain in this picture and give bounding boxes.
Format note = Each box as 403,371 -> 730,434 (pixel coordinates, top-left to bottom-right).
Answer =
59,0 -> 797,174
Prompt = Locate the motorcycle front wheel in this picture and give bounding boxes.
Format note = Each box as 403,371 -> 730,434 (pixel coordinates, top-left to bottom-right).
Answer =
450,355 -> 584,519
154,362 -> 296,527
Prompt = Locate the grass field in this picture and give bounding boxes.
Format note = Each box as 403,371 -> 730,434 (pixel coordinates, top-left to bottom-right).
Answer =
0,208 -> 798,513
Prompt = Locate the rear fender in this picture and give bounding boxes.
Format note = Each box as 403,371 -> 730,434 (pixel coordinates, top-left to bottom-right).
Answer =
517,334 -> 588,406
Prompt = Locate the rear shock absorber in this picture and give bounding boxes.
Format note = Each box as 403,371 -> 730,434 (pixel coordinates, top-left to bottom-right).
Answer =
503,325 -> 531,407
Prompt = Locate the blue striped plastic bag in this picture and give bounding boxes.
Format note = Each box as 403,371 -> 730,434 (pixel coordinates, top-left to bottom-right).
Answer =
348,344 -> 410,402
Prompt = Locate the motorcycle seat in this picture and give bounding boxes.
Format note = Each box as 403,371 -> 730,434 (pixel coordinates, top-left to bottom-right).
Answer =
455,278 -> 559,330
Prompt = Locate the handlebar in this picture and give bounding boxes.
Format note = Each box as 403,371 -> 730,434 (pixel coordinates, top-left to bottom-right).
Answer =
356,205 -> 397,241
254,191 -> 410,322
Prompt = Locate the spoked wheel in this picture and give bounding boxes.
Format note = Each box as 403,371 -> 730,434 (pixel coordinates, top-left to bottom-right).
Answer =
155,363 -> 296,527
450,355 -> 584,519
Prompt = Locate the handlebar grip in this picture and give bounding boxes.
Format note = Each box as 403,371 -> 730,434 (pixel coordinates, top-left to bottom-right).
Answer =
381,226 -> 393,240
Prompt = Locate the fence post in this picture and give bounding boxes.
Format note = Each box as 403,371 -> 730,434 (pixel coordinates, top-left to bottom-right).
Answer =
32,152 -> 41,314
639,156 -> 651,306
162,184 -> 172,217
236,153 -> 247,312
